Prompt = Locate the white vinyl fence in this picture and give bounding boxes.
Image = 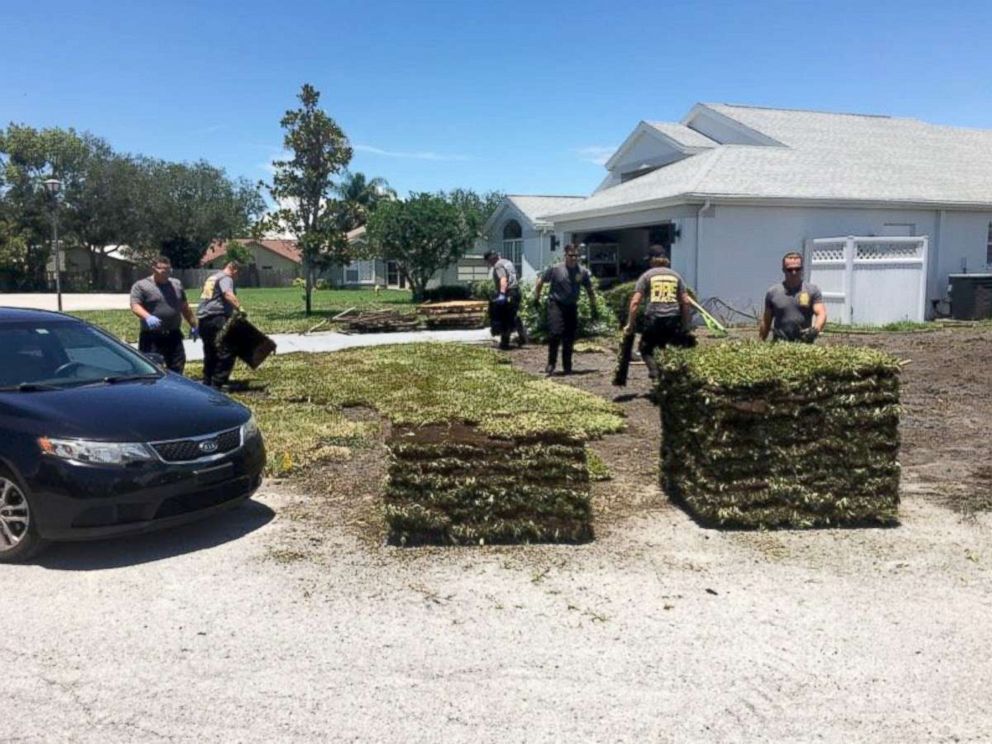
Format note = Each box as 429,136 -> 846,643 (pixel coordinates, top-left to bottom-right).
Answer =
805,236 -> 929,325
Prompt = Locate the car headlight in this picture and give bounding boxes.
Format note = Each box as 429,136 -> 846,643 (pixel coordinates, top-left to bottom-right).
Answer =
38,437 -> 156,466
241,414 -> 260,442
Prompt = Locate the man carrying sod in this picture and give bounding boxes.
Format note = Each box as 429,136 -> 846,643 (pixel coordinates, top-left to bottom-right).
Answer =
533,243 -> 598,376
759,251 -> 827,343
624,245 -> 695,383
483,249 -> 526,350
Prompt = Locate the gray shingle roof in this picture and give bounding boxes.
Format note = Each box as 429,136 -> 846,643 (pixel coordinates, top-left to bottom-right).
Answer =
506,195 -> 585,225
645,122 -> 718,148
548,104 -> 992,221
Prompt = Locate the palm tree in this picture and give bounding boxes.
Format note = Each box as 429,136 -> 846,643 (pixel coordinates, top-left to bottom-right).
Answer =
334,171 -> 397,231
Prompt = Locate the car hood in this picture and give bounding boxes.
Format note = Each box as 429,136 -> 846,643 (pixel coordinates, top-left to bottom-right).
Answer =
0,374 -> 250,441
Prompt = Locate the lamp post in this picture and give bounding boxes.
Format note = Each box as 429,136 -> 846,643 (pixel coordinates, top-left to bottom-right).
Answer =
43,178 -> 62,311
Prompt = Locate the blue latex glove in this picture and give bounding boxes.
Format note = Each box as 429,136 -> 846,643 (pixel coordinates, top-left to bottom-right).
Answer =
190,326 -> 200,342
144,315 -> 162,330
494,293 -> 508,305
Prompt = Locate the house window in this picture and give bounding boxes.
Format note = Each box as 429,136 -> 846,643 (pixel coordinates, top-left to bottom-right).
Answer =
987,222 -> 992,265
345,260 -> 375,284
502,220 -> 523,277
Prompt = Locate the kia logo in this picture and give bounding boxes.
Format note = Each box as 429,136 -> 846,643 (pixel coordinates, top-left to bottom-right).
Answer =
199,439 -> 219,454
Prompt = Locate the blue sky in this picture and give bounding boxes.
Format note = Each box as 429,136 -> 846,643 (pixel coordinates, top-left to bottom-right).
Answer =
3,0 -> 991,199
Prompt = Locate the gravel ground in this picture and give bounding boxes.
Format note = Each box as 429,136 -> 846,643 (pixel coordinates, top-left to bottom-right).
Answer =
4,329 -> 992,743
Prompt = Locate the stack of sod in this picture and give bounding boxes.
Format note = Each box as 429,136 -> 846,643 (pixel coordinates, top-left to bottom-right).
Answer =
656,342 -> 901,528
386,425 -> 591,545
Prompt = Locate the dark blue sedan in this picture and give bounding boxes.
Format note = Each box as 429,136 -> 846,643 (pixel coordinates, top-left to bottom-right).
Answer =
0,308 -> 265,562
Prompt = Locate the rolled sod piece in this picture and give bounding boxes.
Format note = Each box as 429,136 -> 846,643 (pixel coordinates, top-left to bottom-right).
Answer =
612,332 -> 636,387
385,423 -> 594,545
656,342 -> 902,529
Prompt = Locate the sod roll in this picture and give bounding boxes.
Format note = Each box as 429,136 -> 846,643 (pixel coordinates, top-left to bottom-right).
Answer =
656,342 -> 901,528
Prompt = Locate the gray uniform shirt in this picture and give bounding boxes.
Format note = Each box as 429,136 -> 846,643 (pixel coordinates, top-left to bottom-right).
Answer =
765,281 -> 822,340
197,271 -> 237,319
130,277 -> 187,332
541,264 -> 592,305
491,258 -> 519,293
635,267 -> 686,319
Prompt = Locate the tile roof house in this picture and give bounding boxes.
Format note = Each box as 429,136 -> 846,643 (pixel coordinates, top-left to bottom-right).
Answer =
201,239 -> 302,270
516,103 -> 992,320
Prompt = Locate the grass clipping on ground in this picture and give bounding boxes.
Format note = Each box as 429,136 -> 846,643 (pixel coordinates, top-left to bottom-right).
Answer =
656,342 -> 901,529
234,343 -> 625,545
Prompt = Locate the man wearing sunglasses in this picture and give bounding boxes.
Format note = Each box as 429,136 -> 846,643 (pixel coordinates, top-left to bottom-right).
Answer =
759,251 -> 827,342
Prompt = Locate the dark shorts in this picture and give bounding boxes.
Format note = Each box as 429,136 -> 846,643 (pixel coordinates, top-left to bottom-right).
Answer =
138,329 -> 186,373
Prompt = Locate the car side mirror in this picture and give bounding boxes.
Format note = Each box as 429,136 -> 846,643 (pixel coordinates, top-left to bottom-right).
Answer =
144,352 -> 166,369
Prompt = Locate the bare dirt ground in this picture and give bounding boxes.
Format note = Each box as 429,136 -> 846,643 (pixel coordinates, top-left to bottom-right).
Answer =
4,328 -> 991,743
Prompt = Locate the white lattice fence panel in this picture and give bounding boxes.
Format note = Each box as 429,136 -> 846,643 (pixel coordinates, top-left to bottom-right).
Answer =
856,242 -> 924,261
808,236 -> 928,325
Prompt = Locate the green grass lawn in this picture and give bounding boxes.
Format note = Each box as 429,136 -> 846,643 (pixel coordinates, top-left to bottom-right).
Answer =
73,287 -> 415,341
187,343 -> 625,476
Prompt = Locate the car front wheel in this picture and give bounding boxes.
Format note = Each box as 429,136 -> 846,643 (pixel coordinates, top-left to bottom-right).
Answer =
0,469 -> 46,563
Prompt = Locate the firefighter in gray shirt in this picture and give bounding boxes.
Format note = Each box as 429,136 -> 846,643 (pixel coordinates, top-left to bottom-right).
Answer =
625,246 -> 694,383
759,251 -> 827,342
129,256 -> 198,373
534,244 -> 597,375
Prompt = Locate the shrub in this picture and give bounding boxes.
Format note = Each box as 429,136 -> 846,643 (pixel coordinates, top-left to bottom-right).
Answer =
602,281 -> 639,328
292,276 -> 306,289
314,277 -> 330,290
519,281 -> 618,342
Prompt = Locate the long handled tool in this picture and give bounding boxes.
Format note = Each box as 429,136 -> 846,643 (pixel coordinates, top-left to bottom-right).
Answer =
687,296 -> 728,337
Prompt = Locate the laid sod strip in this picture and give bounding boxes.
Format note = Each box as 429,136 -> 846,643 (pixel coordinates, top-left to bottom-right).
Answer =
656,342 -> 901,529
226,344 -> 624,544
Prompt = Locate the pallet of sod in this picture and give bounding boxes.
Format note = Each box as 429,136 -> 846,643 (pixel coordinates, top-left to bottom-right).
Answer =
656,342 -> 901,528
386,424 -> 592,545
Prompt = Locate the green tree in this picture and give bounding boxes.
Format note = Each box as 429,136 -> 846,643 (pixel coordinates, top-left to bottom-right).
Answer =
366,193 -> 473,301
223,240 -> 254,267
440,188 -> 506,237
68,152 -> 148,285
333,170 -> 396,231
0,124 -> 101,287
267,84 -> 353,315
141,160 -> 265,268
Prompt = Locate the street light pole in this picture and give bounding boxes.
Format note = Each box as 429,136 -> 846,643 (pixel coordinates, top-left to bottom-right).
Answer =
43,178 -> 62,312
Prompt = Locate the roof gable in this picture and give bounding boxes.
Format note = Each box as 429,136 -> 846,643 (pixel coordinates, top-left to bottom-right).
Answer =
547,102 -> 992,221
604,120 -> 717,172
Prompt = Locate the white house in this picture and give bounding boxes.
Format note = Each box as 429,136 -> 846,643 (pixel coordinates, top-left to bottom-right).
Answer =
536,103 -> 992,320
481,195 -> 585,281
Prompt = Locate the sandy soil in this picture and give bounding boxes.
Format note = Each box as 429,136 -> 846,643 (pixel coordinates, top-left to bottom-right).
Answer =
3,328 -> 991,743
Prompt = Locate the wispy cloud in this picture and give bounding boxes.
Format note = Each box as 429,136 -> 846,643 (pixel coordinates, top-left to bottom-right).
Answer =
354,144 -> 471,162
576,145 -> 616,166
258,149 -> 292,175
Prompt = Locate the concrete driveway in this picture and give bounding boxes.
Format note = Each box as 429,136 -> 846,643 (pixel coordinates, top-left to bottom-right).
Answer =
1,293 -> 131,311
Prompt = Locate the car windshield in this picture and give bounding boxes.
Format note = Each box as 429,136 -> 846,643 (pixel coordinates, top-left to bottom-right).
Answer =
0,320 -> 162,390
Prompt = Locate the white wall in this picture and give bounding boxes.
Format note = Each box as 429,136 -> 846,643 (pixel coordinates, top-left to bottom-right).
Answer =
692,204 -> 992,319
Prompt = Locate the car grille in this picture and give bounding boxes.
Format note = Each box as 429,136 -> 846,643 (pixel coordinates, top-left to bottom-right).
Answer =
151,427 -> 242,463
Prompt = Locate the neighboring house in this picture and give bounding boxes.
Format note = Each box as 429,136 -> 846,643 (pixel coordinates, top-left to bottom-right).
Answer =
46,245 -> 141,292
539,103 -> 992,318
333,226 -> 408,289
479,195 -> 585,281
201,239 -> 303,278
